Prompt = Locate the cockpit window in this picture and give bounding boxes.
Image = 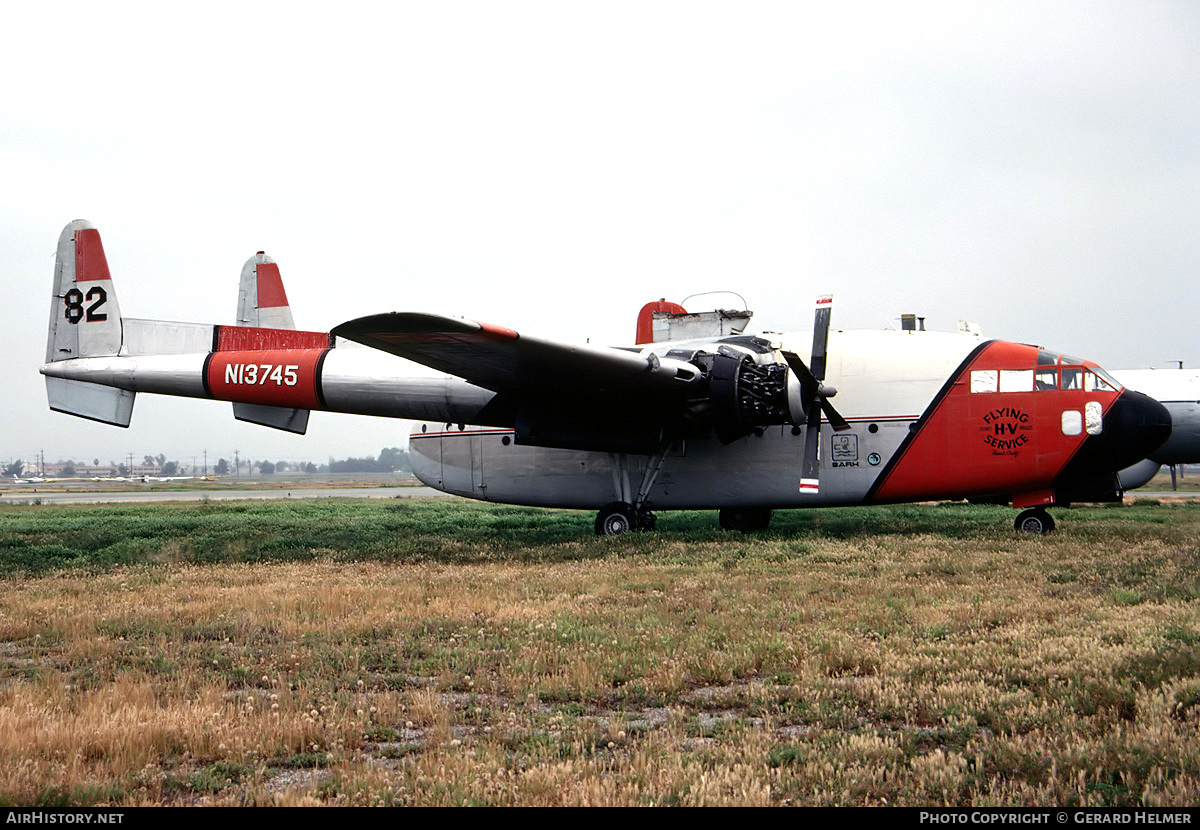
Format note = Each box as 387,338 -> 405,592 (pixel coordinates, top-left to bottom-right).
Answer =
972,362 -> 1122,393
971,370 -> 997,393
999,369 -> 1033,393
1084,368 -> 1119,392
974,362 -> 1123,393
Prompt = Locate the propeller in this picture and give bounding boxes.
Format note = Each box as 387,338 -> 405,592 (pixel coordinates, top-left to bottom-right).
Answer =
781,295 -> 850,495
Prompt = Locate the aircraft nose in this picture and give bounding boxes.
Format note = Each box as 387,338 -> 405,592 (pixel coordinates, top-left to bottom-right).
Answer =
1105,389 -> 1173,469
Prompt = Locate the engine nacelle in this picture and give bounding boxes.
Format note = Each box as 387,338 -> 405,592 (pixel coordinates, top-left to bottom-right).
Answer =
511,339 -> 808,454
667,343 -> 804,443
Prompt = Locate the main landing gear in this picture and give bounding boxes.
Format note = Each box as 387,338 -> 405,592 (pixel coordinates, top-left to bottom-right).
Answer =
718,507 -> 772,533
594,503 -> 776,536
1014,507 -> 1056,534
594,502 -> 657,536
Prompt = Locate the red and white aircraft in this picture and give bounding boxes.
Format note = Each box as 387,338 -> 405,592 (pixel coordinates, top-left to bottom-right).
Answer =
41,220 -> 1173,534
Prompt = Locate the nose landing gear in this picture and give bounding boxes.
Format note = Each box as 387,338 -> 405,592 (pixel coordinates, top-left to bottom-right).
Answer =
1014,507 -> 1056,534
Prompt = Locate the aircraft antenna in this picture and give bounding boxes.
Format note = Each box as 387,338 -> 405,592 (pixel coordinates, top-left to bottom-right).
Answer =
680,290 -> 748,311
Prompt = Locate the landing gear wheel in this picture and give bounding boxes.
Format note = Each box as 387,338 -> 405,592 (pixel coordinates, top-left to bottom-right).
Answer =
718,507 -> 773,533
1014,508 -> 1055,534
595,502 -> 640,537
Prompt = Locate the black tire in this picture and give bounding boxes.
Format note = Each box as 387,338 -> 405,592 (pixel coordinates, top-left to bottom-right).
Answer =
718,507 -> 772,532
595,502 -> 639,536
1014,508 -> 1055,534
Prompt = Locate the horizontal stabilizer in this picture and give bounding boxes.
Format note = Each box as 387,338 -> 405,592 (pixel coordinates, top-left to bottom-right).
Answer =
46,377 -> 135,427
232,402 -> 310,434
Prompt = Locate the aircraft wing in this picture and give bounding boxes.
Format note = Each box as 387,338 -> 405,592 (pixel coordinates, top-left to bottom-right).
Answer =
331,313 -> 700,403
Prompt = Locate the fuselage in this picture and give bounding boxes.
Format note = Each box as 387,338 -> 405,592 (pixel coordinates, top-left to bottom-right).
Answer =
40,320 -> 1172,513
407,330 -> 1171,510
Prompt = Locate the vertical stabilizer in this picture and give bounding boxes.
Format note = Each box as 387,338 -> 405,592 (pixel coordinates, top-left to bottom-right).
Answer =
47,220 -> 124,361
232,251 -> 311,434
44,220 -> 135,426
237,253 -> 296,330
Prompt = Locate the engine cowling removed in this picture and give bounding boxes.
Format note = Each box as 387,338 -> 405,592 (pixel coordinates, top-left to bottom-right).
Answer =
512,341 -> 805,454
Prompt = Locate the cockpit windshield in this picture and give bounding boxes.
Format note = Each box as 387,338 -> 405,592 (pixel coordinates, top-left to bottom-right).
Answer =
969,352 -> 1124,394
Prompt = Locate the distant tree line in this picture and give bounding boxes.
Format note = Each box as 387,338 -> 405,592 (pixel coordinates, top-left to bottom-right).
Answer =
6,447 -> 411,477
327,447 -> 410,474
209,447 -> 411,475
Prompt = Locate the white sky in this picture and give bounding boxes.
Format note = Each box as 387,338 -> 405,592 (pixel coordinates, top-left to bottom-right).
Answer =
3,1 -> 1199,468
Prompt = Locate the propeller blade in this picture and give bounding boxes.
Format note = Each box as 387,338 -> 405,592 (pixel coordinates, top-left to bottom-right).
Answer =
809,295 -> 833,381
799,403 -> 821,494
798,295 -> 836,494
822,398 -> 852,432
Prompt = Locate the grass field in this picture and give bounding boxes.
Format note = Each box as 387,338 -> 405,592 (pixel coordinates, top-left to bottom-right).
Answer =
0,497 -> 1197,806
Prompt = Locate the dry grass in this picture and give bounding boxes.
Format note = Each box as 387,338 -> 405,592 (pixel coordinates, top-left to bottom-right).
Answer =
0,500 -> 1197,805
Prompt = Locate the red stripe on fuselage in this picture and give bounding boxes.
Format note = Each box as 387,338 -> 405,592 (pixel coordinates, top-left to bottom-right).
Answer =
411,429 -> 515,440
868,341 -> 1121,504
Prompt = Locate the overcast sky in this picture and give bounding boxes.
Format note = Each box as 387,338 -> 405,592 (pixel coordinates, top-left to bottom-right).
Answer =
3,1 -> 1199,468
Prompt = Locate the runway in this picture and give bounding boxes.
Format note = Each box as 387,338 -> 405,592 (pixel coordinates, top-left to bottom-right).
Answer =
0,485 -> 452,505
2,485 -> 1193,506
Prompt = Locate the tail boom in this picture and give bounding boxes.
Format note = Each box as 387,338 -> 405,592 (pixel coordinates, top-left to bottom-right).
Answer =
42,345 -> 499,425
42,220 -> 500,430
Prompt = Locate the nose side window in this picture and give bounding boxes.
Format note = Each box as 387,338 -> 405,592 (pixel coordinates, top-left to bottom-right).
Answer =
1062,410 -> 1083,436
